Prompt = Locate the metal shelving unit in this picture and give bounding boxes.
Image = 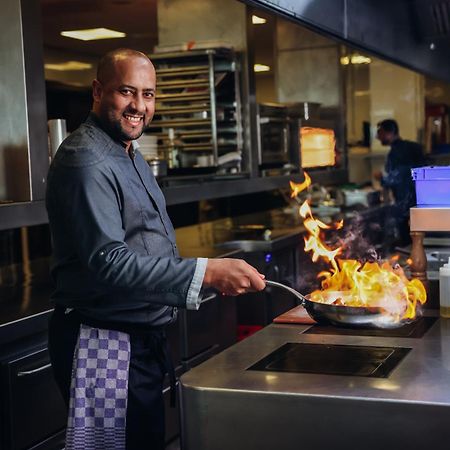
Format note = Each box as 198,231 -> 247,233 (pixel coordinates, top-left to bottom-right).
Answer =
147,48 -> 244,174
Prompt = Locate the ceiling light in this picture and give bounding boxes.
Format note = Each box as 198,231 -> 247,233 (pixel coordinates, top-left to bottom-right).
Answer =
61,28 -> 126,41
340,54 -> 371,65
350,54 -> 371,64
254,63 -> 270,72
252,15 -> 267,24
45,61 -> 93,71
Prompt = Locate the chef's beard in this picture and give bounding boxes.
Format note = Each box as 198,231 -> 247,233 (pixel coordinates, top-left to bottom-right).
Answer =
108,118 -> 145,142
99,108 -> 150,143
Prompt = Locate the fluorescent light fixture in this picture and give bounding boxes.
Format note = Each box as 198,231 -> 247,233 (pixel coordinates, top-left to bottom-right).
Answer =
252,15 -> 267,24
45,61 -> 93,71
340,54 -> 371,65
254,63 -> 270,72
350,54 -> 371,64
61,28 -> 126,41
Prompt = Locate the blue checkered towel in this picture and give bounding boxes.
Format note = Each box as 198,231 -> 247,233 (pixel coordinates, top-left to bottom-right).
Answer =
65,324 -> 131,450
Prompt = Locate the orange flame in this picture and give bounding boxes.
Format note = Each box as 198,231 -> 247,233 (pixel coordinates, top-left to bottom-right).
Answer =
290,173 -> 311,198
291,172 -> 427,322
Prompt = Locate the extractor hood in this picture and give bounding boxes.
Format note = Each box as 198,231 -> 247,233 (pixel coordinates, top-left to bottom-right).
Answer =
412,0 -> 450,41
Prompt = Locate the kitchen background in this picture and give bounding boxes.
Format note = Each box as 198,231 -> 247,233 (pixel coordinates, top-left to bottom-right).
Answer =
2,0 -> 450,449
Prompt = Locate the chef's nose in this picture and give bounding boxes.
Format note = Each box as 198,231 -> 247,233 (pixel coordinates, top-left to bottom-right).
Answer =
131,93 -> 146,112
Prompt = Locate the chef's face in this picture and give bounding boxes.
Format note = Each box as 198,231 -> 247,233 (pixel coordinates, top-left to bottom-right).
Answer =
92,55 -> 156,145
376,127 -> 393,146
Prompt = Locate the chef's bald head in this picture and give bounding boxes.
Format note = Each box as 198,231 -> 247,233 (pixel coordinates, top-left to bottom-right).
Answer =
96,48 -> 153,84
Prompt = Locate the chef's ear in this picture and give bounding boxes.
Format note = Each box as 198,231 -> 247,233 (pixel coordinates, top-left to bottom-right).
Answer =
92,79 -> 103,104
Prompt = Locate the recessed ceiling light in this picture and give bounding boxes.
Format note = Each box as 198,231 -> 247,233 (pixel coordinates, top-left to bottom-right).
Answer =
252,15 -> 267,25
45,61 -> 93,71
254,63 -> 270,72
60,28 -> 126,41
340,55 -> 371,65
350,55 -> 371,65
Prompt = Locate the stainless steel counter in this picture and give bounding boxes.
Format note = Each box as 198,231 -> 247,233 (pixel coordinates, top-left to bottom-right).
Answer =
180,314 -> 450,450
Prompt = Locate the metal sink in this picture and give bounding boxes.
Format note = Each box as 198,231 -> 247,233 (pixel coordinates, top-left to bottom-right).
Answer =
215,240 -> 272,252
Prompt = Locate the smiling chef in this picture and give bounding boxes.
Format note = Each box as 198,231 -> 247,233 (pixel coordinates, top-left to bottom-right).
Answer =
45,48 -> 265,450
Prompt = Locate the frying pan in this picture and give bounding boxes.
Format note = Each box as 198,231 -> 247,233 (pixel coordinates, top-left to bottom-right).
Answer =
265,280 -> 411,329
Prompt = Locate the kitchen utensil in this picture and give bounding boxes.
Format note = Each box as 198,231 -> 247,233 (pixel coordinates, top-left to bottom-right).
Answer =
265,280 -> 410,329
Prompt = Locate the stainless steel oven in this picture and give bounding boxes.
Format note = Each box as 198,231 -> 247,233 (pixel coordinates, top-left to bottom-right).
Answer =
256,103 -> 300,170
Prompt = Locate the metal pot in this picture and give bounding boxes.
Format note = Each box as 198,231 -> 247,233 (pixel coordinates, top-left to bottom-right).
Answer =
265,280 -> 411,329
148,158 -> 167,178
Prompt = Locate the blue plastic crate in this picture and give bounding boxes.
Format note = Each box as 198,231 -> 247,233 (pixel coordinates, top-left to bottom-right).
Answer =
411,166 -> 450,206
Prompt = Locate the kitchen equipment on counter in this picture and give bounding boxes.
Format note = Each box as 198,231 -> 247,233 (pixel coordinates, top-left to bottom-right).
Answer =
147,158 -> 168,178
341,187 -> 381,207
249,342 -> 410,378
180,319 -> 446,450
439,257 -> 450,318
256,102 -> 300,171
137,134 -> 158,160
265,280 -> 411,329
300,126 -> 335,168
48,119 -> 67,159
412,166 -> 450,206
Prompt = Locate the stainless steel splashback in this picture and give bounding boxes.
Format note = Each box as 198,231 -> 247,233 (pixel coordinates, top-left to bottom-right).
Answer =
0,0 -> 48,206
0,0 -> 31,202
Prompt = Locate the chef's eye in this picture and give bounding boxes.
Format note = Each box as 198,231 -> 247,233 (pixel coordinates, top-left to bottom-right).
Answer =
144,91 -> 154,99
120,88 -> 133,95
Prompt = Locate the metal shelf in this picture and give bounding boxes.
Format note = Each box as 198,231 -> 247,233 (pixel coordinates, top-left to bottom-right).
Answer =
147,118 -> 211,128
156,92 -> 210,102
149,49 -> 243,172
157,79 -> 209,89
157,65 -> 209,77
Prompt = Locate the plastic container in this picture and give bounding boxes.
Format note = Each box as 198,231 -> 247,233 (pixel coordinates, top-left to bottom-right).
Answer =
411,166 -> 450,206
439,257 -> 450,318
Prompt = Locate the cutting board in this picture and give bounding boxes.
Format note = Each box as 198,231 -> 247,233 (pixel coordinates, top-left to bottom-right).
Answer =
273,305 -> 316,324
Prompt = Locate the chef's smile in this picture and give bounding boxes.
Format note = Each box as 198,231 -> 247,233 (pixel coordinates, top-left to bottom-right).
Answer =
123,113 -> 144,127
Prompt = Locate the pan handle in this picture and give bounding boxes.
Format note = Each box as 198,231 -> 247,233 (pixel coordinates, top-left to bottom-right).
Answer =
265,280 -> 307,306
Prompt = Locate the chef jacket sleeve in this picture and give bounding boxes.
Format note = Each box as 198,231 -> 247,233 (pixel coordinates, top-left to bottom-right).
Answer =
56,162 -> 198,307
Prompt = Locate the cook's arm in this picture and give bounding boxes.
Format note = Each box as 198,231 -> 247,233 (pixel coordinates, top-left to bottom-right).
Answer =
55,163 -> 198,307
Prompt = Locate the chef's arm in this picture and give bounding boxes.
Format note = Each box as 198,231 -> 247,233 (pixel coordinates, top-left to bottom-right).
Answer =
60,165 -> 197,304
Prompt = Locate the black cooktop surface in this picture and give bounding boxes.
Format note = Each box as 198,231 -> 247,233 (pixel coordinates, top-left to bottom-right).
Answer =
248,343 -> 411,378
303,316 -> 437,338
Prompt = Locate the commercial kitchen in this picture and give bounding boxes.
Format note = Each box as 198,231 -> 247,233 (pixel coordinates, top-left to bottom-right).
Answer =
2,1 -> 450,449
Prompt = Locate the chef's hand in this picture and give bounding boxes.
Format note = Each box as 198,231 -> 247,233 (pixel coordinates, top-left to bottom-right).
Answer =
203,258 -> 266,296
373,170 -> 383,181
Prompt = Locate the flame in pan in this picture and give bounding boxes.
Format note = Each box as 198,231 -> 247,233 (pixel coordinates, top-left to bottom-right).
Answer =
292,172 -> 427,321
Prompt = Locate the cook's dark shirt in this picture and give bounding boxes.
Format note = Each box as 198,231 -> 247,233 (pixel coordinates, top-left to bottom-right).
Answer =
46,113 -> 205,327
381,138 -> 426,216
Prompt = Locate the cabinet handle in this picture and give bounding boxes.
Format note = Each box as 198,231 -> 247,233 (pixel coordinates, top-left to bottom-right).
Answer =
17,362 -> 52,377
201,293 -> 218,304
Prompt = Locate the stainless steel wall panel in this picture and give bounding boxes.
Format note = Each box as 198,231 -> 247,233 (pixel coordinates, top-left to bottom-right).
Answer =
21,0 -> 50,202
0,0 -> 31,202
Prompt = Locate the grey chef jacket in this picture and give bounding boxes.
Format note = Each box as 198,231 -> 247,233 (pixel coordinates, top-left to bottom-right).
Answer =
46,113 -> 206,327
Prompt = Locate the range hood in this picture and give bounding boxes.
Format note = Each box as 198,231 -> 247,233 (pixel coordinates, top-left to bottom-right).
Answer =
412,0 -> 450,41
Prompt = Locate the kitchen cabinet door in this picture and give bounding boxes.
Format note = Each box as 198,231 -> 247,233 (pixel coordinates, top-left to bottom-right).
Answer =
2,347 -> 66,450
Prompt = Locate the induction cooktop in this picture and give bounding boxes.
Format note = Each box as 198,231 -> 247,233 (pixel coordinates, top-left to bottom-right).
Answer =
303,316 -> 437,338
248,343 -> 411,378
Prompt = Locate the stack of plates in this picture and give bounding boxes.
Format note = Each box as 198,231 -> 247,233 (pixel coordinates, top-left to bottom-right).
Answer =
137,134 -> 158,160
